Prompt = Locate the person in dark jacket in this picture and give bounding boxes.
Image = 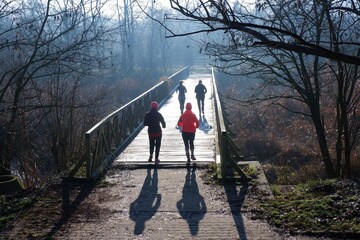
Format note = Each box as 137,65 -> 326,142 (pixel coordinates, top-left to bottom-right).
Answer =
144,101 -> 166,164
194,80 -> 207,115
177,102 -> 200,162
176,80 -> 187,114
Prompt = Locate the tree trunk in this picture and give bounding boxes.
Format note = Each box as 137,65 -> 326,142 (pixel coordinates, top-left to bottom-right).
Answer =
0,126 -> 10,175
311,107 -> 336,178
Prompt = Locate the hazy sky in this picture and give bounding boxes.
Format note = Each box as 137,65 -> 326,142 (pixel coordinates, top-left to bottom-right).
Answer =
102,0 -> 255,18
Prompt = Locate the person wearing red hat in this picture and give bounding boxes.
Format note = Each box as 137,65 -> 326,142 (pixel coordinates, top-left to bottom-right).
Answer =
144,101 -> 166,164
177,102 -> 200,162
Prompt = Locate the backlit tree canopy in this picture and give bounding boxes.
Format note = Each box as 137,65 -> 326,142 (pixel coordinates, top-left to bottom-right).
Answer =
167,0 -> 360,65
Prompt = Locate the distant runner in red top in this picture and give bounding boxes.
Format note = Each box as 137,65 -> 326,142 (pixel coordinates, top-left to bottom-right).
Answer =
177,102 -> 200,162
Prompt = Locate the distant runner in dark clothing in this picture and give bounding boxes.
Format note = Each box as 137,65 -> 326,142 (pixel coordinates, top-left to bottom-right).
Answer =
176,80 -> 187,114
144,101 -> 166,164
194,80 -> 207,115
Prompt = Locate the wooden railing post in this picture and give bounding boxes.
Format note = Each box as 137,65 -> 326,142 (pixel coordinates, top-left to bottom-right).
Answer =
212,67 -> 227,178
212,67 -> 248,181
85,133 -> 91,179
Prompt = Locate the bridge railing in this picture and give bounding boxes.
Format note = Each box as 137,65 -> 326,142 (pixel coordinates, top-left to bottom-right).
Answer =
211,67 -> 248,181
67,66 -> 190,180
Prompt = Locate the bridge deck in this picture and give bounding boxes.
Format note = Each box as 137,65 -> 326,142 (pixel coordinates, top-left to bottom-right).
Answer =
115,72 -> 216,164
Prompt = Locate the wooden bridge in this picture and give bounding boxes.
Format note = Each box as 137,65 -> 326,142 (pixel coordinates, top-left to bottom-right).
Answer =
68,66 -> 248,181
116,71 -> 215,165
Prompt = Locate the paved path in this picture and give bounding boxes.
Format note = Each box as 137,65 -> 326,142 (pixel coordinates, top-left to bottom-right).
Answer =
53,166 -> 287,240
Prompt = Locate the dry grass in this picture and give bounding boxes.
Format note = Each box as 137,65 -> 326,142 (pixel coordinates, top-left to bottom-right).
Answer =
220,82 -> 359,183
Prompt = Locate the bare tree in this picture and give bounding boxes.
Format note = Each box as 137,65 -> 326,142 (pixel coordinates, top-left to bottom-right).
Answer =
114,0 -> 136,72
0,0 -> 114,182
167,0 -> 360,65
166,0 -> 360,178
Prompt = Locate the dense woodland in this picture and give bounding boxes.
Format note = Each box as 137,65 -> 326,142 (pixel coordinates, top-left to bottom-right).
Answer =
0,0 -> 207,187
1,0 -> 360,188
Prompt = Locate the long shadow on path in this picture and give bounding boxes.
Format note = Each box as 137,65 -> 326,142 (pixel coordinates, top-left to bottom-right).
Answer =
177,165 -> 207,236
45,181 -> 96,239
198,114 -> 212,134
129,167 -> 161,235
224,179 -> 249,240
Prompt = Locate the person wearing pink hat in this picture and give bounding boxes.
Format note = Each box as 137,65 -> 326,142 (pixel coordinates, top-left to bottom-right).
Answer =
177,102 -> 200,162
144,101 -> 166,164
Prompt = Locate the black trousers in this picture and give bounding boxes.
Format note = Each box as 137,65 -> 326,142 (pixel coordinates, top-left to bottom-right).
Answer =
182,132 -> 195,152
179,96 -> 185,113
149,136 -> 162,159
197,97 -> 205,113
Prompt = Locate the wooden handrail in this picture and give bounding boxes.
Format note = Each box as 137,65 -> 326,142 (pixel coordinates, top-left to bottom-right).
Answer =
211,67 -> 248,181
67,66 -> 190,180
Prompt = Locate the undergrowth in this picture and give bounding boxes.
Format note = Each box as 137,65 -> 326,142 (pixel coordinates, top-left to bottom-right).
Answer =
259,179 -> 360,237
0,194 -> 34,229
201,162 -> 360,238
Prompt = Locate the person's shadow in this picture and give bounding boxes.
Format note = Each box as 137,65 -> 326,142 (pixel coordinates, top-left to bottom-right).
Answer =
177,165 -> 207,235
199,115 -> 212,134
130,167 -> 161,235
224,175 -> 249,239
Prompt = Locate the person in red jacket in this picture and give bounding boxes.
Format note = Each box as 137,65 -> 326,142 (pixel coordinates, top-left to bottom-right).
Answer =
144,101 -> 166,164
177,102 -> 200,162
